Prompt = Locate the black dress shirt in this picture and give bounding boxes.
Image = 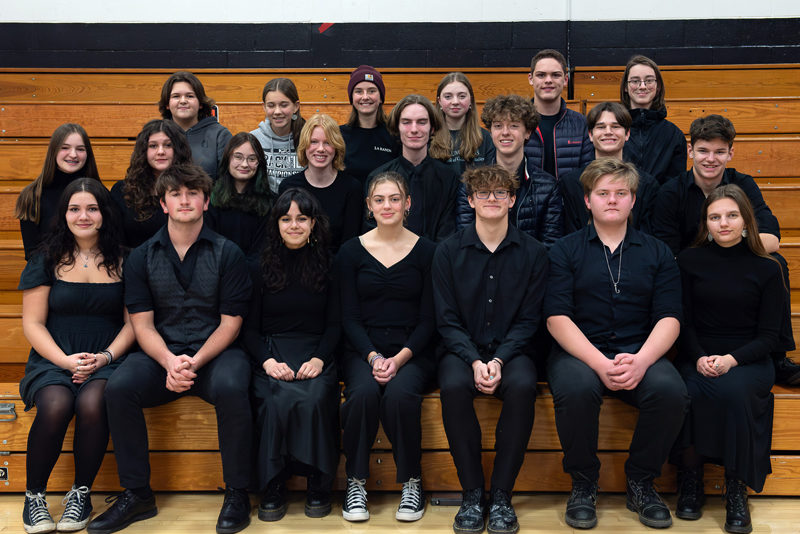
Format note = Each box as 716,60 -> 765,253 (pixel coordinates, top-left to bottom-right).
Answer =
124,224 -> 252,318
545,224 -> 681,355
433,223 -> 549,364
652,168 -> 780,255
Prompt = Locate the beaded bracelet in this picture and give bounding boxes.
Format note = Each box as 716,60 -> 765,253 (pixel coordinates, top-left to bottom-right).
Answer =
368,353 -> 385,366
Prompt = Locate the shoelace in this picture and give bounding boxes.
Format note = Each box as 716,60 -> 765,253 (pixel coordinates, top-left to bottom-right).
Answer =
725,480 -> 748,513
25,491 -> 52,524
398,477 -> 421,510
345,478 -> 367,511
569,482 -> 597,505
61,486 -> 89,521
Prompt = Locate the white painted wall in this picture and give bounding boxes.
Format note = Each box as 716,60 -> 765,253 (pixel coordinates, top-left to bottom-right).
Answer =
4,0 -> 800,23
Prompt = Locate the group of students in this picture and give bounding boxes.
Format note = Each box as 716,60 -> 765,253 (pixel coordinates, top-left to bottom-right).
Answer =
12,48 -> 795,534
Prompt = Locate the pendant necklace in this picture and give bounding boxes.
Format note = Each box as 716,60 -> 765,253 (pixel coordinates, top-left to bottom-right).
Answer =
78,250 -> 96,268
603,238 -> 623,294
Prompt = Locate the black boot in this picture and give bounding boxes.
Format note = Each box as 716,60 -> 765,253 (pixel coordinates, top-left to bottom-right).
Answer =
487,487 -> 518,534
453,488 -> 485,534
675,468 -> 705,520
724,478 -> 752,534
774,354 -> 800,386
216,487 -> 251,534
258,478 -> 287,522
626,477 -> 672,528
565,476 -> 598,529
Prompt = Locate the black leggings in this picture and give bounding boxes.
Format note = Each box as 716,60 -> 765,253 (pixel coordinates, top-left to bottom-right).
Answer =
27,380 -> 109,492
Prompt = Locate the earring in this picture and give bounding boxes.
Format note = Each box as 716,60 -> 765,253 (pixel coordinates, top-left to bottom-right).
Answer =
404,209 -> 410,217
742,228 -> 749,237
707,232 -> 714,242
291,113 -> 298,121
367,210 -> 374,219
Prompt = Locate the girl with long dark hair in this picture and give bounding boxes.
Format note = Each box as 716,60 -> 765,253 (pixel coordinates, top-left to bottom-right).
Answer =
19,178 -> 134,533
242,188 -> 340,522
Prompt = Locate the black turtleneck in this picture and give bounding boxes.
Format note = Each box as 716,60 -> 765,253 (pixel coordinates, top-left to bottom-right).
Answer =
20,169 -> 89,259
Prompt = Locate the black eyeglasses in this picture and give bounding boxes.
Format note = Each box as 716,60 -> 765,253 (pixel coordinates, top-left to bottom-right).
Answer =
474,190 -> 510,200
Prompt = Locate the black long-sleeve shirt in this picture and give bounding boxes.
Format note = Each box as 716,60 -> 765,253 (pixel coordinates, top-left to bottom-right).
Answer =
433,223 -> 548,364
652,168 -> 780,255
340,123 -> 399,188
110,180 -> 167,249
545,224 -> 681,355
677,241 -> 782,366
241,248 -> 339,366
338,236 -> 436,359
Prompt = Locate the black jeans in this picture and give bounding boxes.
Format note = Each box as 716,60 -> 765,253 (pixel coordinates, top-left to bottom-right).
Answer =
104,349 -> 252,489
547,348 -> 689,482
439,352 -> 537,492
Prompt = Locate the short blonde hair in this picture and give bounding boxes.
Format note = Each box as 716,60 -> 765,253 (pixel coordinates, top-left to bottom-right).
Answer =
296,114 -> 346,171
580,157 -> 639,196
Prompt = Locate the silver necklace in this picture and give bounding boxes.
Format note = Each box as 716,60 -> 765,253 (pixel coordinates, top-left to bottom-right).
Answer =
78,250 -> 96,268
602,239 -> 623,294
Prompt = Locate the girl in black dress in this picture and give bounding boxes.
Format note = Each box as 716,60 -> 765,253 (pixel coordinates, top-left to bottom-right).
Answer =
675,185 -> 783,534
242,188 -> 340,521
20,178 -> 135,533
620,55 -> 686,184
207,132 -> 273,259
429,72 -> 494,176
110,119 -> 193,248
338,171 -> 437,523
15,123 -> 101,259
339,65 -> 397,187
279,114 -> 363,252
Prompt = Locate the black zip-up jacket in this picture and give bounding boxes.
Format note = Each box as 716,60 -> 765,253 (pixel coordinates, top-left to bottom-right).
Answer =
623,107 -> 687,185
456,159 -> 562,247
524,98 -> 593,179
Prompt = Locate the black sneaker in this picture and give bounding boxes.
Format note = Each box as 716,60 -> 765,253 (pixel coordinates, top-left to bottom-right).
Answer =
396,477 -> 425,521
676,468 -> 705,520
724,478 -> 752,534
565,478 -> 598,529
23,491 -> 55,534
86,489 -> 157,534
257,479 -> 287,522
625,478 -> 672,528
216,487 -> 251,534
453,488 -> 485,534
57,485 -> 92,532
774,355 -> 800,386
487,487 -> 519,534
342,477 -> 369,522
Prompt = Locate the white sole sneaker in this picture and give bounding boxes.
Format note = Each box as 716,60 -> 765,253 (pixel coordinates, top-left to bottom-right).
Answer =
396,507 -> 425,521
342,509 -> 369,522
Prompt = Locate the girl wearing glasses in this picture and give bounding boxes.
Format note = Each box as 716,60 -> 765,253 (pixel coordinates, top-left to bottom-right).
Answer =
337,171 -> 437,524
620,55 -> 687,185
207,132 -> 274,258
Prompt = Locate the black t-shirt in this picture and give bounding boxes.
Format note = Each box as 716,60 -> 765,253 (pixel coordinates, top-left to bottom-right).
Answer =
538,113 -> 560,178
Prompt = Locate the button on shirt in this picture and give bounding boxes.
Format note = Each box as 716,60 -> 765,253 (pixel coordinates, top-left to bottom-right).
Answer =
433,223 -> 549,364
545,224 -> 681,355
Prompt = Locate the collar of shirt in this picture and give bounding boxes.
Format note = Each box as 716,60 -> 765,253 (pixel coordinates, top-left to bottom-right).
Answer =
398,154 -> 432,173
585,222 -> 644,249
681,168 -> 733,192
154,222 -> 215,256
458,221 -> 522,253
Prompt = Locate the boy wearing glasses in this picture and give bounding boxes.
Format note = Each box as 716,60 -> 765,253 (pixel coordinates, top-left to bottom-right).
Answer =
545,158 -> 688,529
525,49 -> 593,179
434,165 -> 548,534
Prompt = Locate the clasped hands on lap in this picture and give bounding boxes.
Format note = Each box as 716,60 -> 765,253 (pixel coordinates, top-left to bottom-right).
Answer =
697,354 -> 738,378
597,353 -> 647,391
263,357 -> 324,382
472,359 -> 502,395
64,351 -> 109,384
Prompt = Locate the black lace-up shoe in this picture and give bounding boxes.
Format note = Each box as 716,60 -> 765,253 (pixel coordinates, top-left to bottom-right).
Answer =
487,487 -> 518,534
724,478 -> 752,534
216,487 -> 250,534
86,489 -> 157,534
774,355 -> 800,386
453,488 -> 485,534
676,468 -> 705,520
625,478 -> 672,528
258,479 -> 287,522
565,478 -> 598,529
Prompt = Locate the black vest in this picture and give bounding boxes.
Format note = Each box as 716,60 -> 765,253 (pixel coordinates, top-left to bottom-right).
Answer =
145,232 -> 226,355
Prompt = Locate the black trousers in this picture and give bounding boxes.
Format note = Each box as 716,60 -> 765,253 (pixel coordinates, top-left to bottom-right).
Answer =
105,349 -> 252,489
438,352 -> 537,493
340,346 -> 435,483
772,252 -> 796,353
547,349 -> 688,482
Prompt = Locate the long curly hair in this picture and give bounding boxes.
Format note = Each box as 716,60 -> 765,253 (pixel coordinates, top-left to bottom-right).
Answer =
211,132 -> 274,216
15,123 -> 101,224
123,119 -> 193,221
429,72 -> 484,163
260,188 -> 331,293
38,178 -> 125,279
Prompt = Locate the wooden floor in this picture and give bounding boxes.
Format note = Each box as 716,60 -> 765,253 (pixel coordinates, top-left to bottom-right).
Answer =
0,491 -> 797,533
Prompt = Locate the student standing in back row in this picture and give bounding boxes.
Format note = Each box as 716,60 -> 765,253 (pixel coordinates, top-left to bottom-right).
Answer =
525,49 -> 593,179
158,71 -> 232,180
